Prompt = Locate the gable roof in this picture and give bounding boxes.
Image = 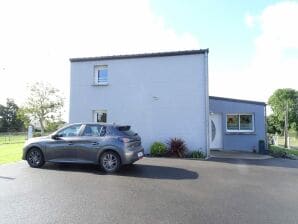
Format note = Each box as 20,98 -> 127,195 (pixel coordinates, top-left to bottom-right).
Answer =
209,96 -> 266,106
70,49 -> 209,62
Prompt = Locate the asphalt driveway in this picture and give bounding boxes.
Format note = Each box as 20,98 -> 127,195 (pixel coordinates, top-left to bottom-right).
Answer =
1,157 -> 298,224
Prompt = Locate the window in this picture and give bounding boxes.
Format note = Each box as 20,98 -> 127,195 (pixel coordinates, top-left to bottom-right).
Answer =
82,125 -> 106,137
94,65 -> 108,85
56,124 -> 82,137
226,114 -> 254,132
93,110 -> 107,123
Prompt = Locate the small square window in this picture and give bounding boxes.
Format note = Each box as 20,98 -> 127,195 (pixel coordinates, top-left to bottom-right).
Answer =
93,110 -> 107,123
94,65 -> 108,85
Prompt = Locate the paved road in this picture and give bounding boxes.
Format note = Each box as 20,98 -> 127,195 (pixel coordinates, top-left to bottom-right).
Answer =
1,157 -> 298,224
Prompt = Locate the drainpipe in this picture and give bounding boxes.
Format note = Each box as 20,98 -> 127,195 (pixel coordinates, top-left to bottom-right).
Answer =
204,50 -> 210,158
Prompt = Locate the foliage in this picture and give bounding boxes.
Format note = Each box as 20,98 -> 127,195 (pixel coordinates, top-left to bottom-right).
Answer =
267,114 -> 283,134
23,82 -> 64,134
0,99 -> 26,132
150,142 -> 167,157
45,120 -> 66,132
186,150 -> 206,159
167,138 -> 187,158
268,88 -> 298,132
269,145 -> 288,158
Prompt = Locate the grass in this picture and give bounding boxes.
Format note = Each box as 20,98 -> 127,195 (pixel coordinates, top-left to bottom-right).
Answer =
0,143 -> 24,164
269,145 -> 298,158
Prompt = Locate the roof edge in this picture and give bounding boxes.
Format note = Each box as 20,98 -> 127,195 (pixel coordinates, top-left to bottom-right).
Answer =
70,49 -> 209,62
209,96 -> 266,106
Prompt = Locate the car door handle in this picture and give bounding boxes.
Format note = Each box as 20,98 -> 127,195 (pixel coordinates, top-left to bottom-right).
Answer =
68,142 -> 74,145
91,142 -> 99,145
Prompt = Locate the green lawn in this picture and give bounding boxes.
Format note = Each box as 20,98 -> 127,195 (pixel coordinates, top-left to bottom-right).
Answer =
0,143 -> 24,164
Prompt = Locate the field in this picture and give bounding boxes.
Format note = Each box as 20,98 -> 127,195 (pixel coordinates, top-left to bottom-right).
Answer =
277,135 -> 298,150
0,133 -> 26,164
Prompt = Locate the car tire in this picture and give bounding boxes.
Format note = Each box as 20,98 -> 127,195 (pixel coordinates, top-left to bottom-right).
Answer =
100,151 -> 120,173
26,148 -> 45,168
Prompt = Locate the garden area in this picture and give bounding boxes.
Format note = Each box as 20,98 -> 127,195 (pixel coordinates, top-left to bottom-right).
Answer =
0,133 -> 27,164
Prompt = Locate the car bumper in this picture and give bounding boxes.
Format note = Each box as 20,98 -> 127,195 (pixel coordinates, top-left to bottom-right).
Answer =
122,147 -> 144,164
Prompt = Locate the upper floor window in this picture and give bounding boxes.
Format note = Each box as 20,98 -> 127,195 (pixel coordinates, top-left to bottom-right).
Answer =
93,110 -> 107,123
94,65 -> 108,85
226,114 -> 254,132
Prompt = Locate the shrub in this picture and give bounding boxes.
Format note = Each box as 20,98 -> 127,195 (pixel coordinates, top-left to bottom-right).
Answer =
188,150 -> 205,159
150,142 -> 167,157
167,138 -> 187,158
269,145 -> 288,158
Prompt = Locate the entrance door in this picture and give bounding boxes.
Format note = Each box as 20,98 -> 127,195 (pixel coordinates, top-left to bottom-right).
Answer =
210,113 -> 223,149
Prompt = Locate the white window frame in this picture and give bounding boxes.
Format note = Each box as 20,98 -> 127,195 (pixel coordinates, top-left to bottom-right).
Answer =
93,110 -> 107,123
226,113 -> 254,133
94,65 -> 108,85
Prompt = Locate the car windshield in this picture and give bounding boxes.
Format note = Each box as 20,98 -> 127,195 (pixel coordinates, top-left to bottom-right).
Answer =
56,124 -> 81,137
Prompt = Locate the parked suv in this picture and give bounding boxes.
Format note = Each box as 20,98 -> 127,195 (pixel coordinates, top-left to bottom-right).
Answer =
22,123 -> 144,173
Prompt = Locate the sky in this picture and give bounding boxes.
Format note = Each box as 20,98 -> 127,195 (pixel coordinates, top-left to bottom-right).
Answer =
0,0 -> 297,120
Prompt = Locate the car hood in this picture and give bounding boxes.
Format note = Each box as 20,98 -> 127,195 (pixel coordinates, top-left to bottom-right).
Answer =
25,136 -> 51,145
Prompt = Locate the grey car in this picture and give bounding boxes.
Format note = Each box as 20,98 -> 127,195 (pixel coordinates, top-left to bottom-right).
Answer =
22,123 -> 144,173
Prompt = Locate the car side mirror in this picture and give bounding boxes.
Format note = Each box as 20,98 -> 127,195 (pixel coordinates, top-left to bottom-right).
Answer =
51,134 -> 61,140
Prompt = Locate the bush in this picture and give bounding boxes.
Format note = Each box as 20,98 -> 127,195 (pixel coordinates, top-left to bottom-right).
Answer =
167,138 -> 187,158
150,142 -> 167,157
188,150 -> 206,159
269,145 -> 288,158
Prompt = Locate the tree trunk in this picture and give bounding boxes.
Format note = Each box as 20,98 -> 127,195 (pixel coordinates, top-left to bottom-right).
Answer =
39,118 -> 45,136
284,102 -> 289,149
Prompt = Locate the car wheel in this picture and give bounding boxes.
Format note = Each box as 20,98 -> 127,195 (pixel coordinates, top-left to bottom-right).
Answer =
26,148 -> 45,168
100,151 -> 120,173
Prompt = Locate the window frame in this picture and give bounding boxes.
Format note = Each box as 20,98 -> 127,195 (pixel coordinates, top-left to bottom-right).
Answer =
226,113 -> 255,133
94,65 -> 108,86
56,124 -> 83,137
81,124 -> 106,137
93,110 -> 107,123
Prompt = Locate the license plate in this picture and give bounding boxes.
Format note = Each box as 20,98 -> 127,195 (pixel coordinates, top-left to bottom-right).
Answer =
137,152 -> 143,158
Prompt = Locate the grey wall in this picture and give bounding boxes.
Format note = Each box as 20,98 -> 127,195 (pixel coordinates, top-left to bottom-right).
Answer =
209,98 -> 266,152
70,53 -> 209,154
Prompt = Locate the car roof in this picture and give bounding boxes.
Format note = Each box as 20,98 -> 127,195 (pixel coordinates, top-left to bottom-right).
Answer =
67,122 -> 125,127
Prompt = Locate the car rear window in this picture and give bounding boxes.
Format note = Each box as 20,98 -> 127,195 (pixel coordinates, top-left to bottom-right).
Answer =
117,126 -> 136,136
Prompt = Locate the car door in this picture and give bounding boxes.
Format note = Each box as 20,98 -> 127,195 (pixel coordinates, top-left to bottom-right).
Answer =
76,124 -> 106,163
46,124 -> 83,162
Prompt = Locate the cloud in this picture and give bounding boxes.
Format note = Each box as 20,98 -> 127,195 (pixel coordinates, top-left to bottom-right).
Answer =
0,0 -> 199,115
212,1 -> 298,104
245,13 -> 256,28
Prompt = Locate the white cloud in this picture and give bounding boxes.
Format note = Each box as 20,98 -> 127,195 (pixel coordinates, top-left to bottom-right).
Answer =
245,13 -> 256,28
211,1 -> 298,104
0,0 -> 199,120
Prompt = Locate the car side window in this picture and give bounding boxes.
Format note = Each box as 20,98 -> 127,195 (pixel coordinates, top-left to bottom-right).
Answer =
82,125 -> 104,137
57,125 -> 81,137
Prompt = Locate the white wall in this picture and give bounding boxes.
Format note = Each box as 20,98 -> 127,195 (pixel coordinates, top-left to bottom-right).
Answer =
69,53 -> 208,154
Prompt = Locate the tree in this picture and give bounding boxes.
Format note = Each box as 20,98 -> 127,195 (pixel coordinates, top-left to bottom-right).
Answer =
23,82 -> 64,135
268,88 -> 298,148
267,114 -> 283,134
0,99 -> 25,132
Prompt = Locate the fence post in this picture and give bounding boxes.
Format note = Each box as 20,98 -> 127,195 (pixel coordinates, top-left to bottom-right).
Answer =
28,126 -> 33,139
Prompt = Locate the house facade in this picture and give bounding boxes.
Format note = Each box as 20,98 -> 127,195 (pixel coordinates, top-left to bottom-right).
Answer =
209,96 -> 266,152
69,50 -> 210,155
69,50 -> 267,156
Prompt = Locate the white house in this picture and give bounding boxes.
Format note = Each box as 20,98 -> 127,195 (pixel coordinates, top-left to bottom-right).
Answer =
69,50 -> 210,155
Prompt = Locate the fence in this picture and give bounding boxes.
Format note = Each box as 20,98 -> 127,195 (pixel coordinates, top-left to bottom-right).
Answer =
270,134 -> 298,150
0,132 -> 27,145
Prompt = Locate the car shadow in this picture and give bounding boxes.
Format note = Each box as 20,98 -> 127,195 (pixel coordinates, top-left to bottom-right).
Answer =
208,157 -> 298,169
41,163 -> 199,180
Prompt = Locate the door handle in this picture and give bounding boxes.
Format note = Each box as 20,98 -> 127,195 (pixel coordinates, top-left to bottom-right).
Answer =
91,142 -> 98,145
68,142 -> 74,145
